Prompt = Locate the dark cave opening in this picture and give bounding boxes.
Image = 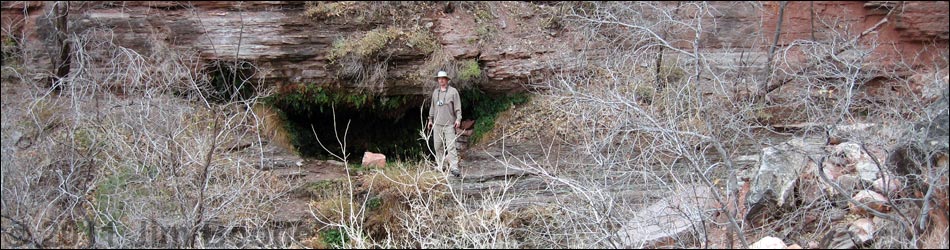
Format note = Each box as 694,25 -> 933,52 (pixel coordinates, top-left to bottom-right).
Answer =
267,84 -> 528,164
267,86 -> 429,163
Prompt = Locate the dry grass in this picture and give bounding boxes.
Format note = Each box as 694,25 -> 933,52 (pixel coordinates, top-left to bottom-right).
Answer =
310,196 -> 358,227
304,1 -> 362,20
481,95 -> 577,145
360,166 -> 445,198
356,27 -> 400,58
251,103 -> 296,154
301,157 -> 568,248
327,25 -> 440,93
329,26 -> 437,62
406,27 -> 439,55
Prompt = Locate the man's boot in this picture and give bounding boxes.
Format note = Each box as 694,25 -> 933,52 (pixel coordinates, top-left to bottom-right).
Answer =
449,164 -> 460,177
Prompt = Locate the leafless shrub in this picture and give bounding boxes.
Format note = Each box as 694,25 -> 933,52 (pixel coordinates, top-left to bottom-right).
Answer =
1,22 -> 294,248
310,2 -> 766,248
767,6 -> 948,247
507,1 -> 944,248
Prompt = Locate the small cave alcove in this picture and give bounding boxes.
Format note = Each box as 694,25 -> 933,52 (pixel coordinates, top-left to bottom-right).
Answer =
266,84 -> 528,164
268,86 -> 429,162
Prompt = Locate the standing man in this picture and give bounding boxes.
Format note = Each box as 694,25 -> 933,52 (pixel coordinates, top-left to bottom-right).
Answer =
428,71 -> 462,177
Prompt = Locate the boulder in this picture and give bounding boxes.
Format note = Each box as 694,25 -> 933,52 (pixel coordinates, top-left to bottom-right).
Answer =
835,174 -> 862,196
848,218 -> 875,245
854,161 -> 881,182
747,138 -> 823,218
748,141 -> 806,207
617,185 -> 714,248
850,190 -> 889,215
822,227 -> 855,249
361,151 -> 386,168
831,142 -> 882,182
871,175 -> 902,195
459,120 -> 475,130
749,236 -> 787,249
821,162 -> 847,182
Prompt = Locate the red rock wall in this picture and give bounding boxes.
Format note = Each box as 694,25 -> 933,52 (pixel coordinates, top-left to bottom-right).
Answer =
758,1 -> 948,68
2,1 -> 571,95
2,1 -> 946,96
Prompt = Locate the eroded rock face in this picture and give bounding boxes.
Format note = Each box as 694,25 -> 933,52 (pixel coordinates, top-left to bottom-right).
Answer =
1,2 -> 945,98
2,1 -> 580,96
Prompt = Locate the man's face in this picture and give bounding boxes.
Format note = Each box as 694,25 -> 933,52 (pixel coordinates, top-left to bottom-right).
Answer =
438,77 -> 449,86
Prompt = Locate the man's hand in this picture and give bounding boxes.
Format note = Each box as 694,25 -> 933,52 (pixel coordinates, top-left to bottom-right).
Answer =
454,121 -> 460,129
427,120 -> 432,130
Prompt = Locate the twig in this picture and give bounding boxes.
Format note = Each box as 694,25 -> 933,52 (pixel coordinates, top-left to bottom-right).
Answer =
188,112 -> 221,248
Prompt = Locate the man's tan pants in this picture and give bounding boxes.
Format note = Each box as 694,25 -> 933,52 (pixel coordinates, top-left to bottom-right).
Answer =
433,124 -> 459,170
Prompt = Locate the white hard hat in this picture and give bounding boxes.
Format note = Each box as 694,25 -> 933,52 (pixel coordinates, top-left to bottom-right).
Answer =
435,71 -> 450,79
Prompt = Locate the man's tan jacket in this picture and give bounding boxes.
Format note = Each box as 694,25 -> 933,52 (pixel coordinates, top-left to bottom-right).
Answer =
429,86 -> 462,126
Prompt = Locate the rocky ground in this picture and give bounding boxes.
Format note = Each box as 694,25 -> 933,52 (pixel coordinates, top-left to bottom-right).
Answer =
242,88 -> 949,248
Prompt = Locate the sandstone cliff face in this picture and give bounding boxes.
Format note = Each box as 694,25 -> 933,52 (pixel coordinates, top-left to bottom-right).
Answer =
759,1 -> 949,67
2,1 -> 946,97
2,1 -> 578,96
659,1 -> 948,79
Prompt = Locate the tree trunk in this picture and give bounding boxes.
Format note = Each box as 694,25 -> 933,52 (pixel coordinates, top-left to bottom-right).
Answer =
765,1 -> 788,81
53,1 -> 71,84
